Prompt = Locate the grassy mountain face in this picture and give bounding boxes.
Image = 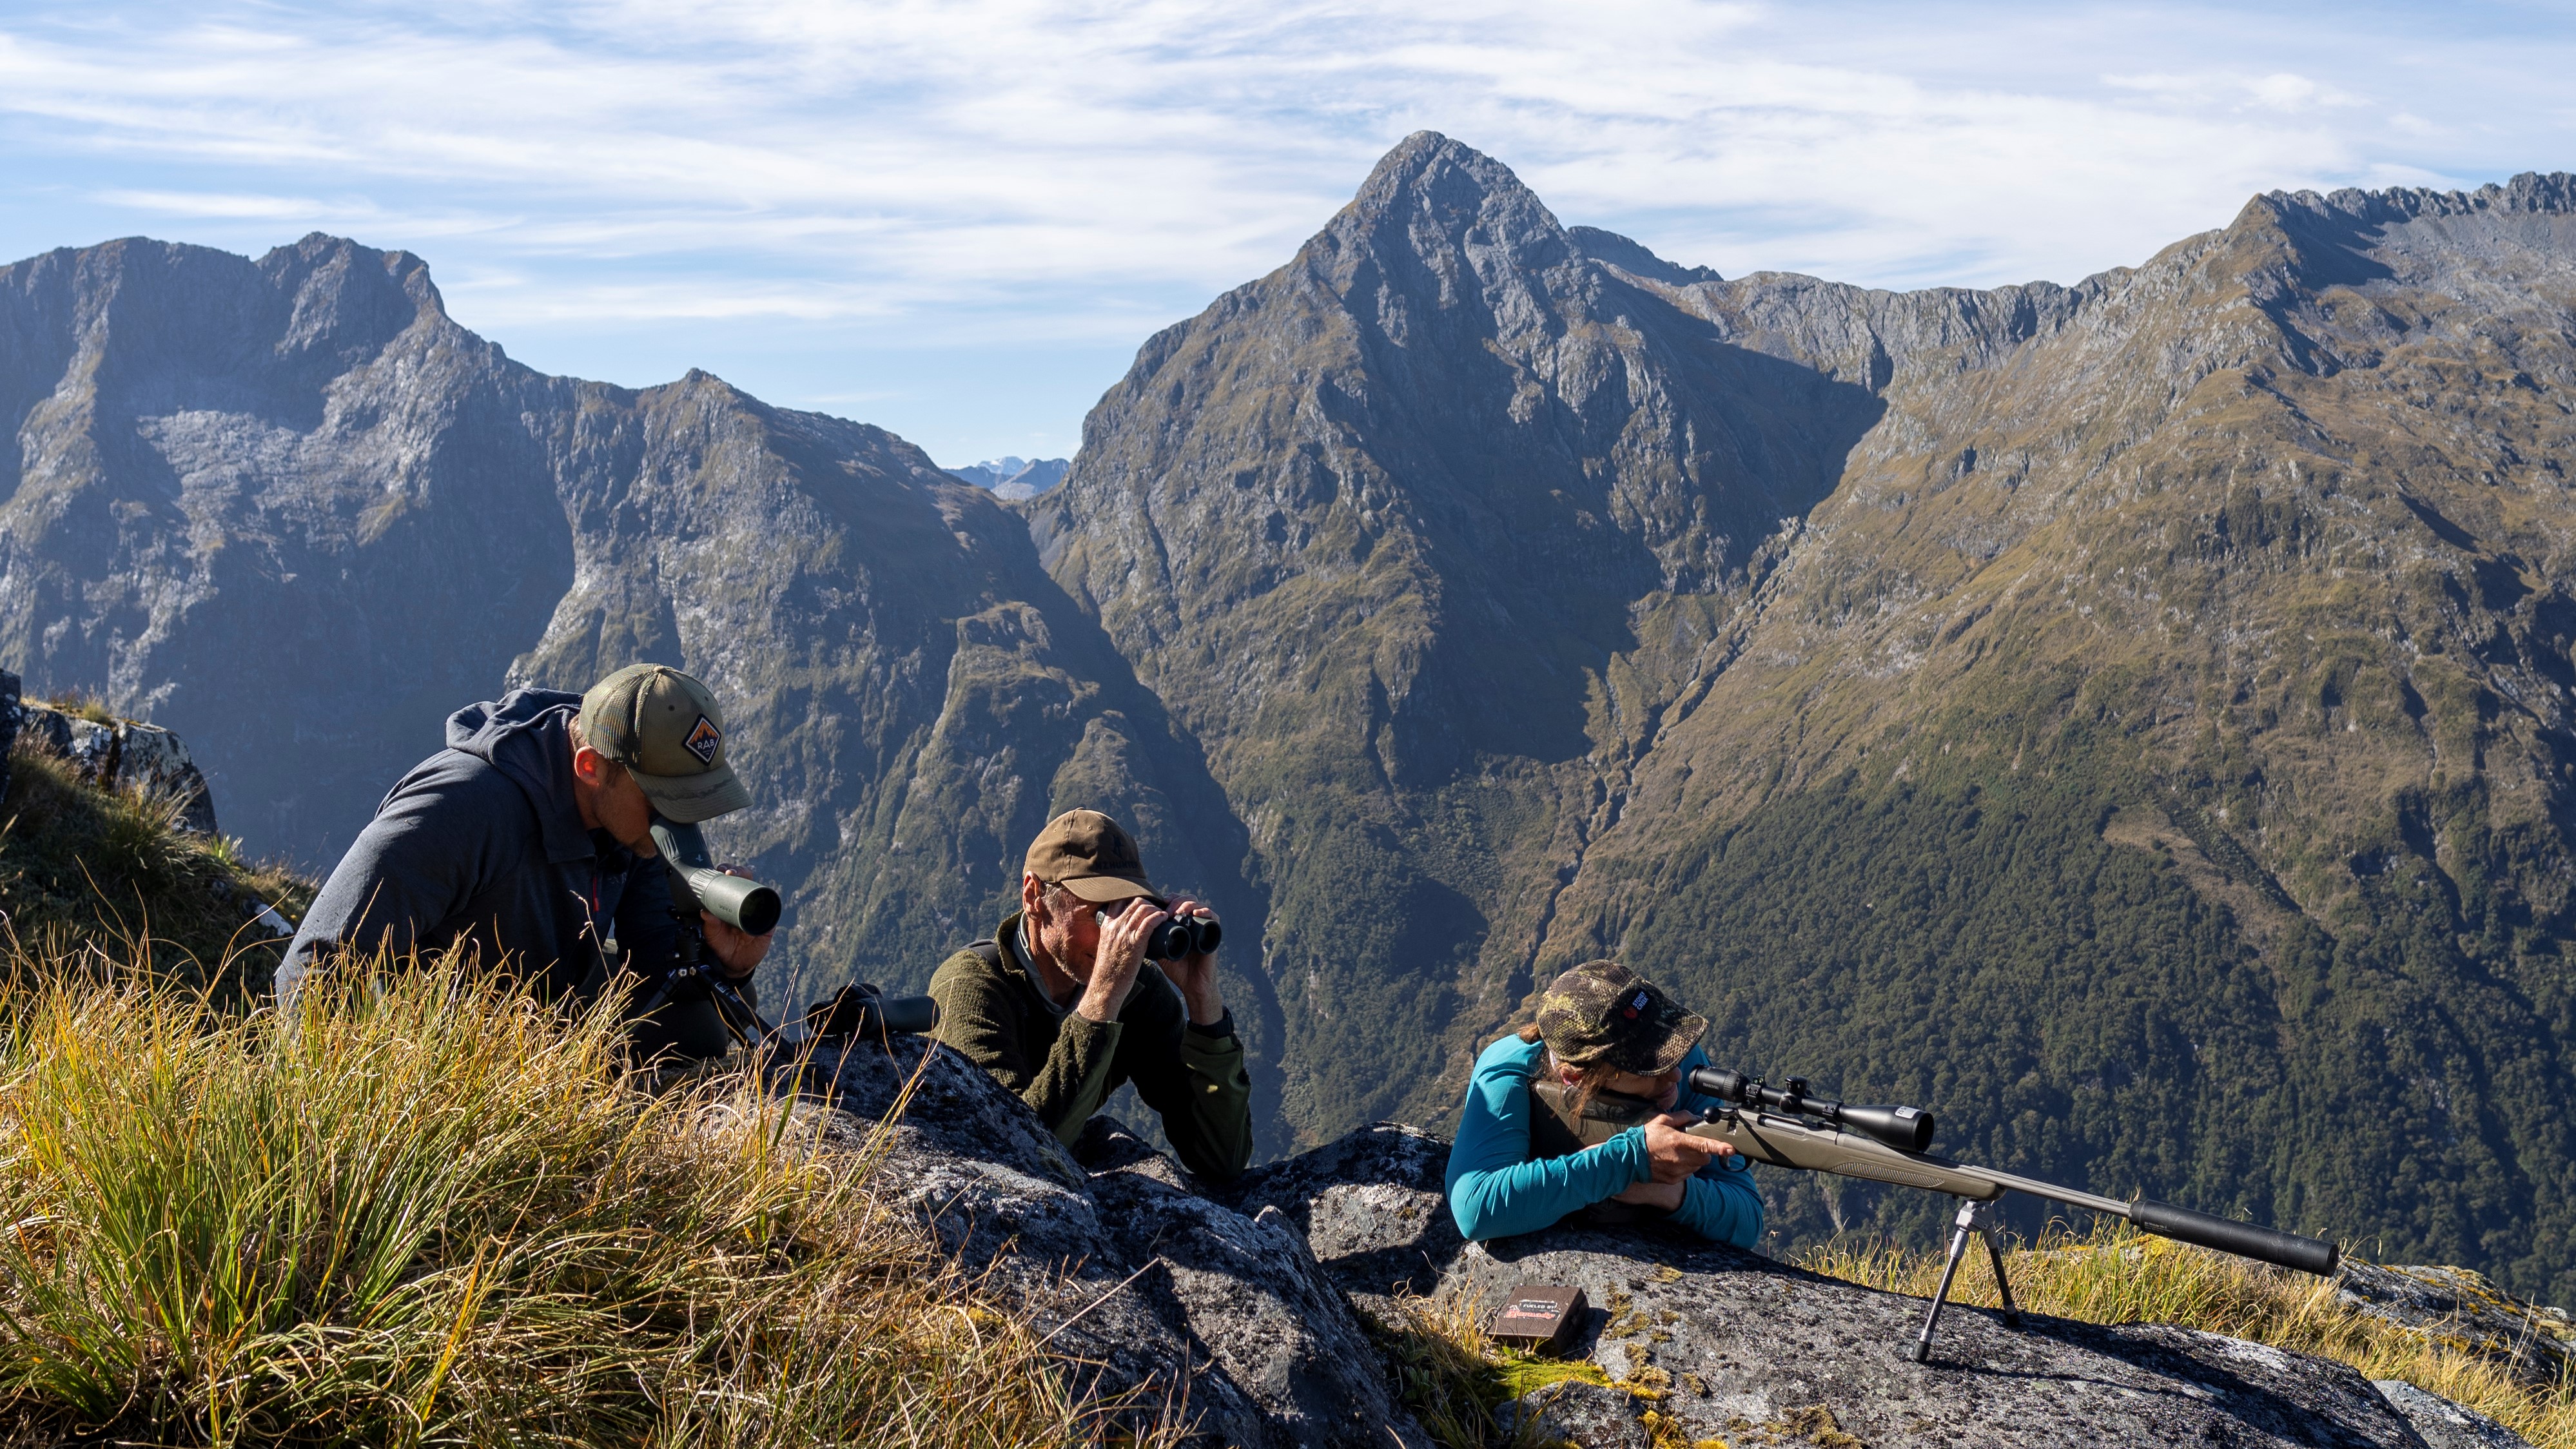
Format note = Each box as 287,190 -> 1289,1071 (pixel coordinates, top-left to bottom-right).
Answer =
1539,175 -> 2576,1292
10,142 -> 2576,1293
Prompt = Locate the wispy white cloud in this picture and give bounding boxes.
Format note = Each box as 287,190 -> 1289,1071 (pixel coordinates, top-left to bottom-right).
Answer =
0,0 -> 2569,460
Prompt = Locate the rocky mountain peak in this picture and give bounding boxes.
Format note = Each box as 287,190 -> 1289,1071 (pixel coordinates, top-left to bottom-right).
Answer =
1296,130 -> 1586,341
259,232 -> 449,356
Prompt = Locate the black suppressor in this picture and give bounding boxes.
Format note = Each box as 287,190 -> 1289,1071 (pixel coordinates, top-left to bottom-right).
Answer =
2130,1198 -> 2340,1276
1691,1067 -> 1938,1152
1144,913 -> 1222,961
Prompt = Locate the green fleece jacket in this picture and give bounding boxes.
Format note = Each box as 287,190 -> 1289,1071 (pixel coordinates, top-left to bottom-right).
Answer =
928,911 -> 1253,1181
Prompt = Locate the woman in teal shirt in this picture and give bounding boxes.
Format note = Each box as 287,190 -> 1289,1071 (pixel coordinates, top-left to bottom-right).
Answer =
1445,960 -> 1764,1246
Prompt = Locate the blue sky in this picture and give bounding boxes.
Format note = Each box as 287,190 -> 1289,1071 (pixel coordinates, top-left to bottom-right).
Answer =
2,1 -> 2571,467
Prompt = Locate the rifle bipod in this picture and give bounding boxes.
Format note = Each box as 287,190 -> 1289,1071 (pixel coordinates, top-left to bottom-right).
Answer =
1908,1196 -> 2020,1363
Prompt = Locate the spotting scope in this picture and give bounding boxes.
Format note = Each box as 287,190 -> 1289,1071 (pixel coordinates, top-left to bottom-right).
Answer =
649,817 -> 781,935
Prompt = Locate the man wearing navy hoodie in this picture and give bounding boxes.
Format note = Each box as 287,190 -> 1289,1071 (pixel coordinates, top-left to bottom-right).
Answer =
281,664 -> 776,1060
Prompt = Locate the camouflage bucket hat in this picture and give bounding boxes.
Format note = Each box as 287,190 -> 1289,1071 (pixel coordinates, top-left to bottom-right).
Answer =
1534,960 -> 1706,1075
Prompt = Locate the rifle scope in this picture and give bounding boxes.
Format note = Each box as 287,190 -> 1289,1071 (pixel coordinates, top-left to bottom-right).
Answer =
1690,1067 -> 1937,1152
649,817 -> 782,936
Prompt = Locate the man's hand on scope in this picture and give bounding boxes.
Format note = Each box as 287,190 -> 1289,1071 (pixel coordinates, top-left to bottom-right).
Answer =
1078,897 -> 1165,1024
1640,1112 -> 1735,1183
702,864 -> 776,979
1155,895 -> 1227,1027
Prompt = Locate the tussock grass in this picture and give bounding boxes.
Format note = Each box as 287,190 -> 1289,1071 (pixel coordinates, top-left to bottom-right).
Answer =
1799,1221 -> 2576,1448
40,692 -> 113,725
3,741 -> 313,1001
0,944 -> 1178,1447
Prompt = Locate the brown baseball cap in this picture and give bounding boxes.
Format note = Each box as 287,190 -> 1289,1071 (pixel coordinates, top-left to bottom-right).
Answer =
1534,960 -> 1706,1075
580,664 -> 753,824
1024,808 -> 1163,904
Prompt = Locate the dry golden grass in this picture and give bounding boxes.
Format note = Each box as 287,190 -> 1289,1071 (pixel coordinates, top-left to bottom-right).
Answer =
1799,1221 -> 2576,1447
0,941 -> 1184,1448
1375,1294 -> 1606,1449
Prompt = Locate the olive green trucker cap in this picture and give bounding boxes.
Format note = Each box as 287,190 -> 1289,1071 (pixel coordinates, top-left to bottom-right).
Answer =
580,664 -> 753,824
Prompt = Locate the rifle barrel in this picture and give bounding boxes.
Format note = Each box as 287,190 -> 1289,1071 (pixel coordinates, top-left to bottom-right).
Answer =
1924,1162 -> 2336,1272
1949,1162 -> 2131,1219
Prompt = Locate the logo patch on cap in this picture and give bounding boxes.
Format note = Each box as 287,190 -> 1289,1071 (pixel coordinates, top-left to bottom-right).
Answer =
683,715 -> 723,766
1623,990 -> 1650,1019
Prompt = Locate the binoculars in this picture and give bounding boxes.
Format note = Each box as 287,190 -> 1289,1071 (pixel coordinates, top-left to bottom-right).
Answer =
1145,911 -> 1222,961
650,817 -> 782,936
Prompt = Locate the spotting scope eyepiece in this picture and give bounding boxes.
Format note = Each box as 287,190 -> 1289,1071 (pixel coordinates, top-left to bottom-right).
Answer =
803,982 -> 941,1040
1689,1067 -> 1937,1152
649,816 -> 782,936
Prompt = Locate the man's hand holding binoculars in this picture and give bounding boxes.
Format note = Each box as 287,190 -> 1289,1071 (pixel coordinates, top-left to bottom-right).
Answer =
1079,896 -> 1225,1026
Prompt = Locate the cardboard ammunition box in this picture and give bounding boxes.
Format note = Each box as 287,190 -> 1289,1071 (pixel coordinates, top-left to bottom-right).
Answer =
1487,1284 -> 1586,1352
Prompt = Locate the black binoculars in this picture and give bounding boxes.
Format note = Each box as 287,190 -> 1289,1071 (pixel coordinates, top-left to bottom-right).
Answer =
1144,911 -> 1222,960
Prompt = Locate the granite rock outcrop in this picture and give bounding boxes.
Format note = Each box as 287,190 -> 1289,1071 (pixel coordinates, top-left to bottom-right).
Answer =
14,698 -> 218,833
791,1041 -> 2531,1448
786,1033 -> 1430,1448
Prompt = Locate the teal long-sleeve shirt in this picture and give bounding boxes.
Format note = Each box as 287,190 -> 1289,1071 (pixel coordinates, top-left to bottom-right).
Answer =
1445,1035 -> 1764,1247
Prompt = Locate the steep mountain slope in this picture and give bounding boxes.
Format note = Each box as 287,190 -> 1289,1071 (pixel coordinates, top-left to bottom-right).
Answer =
1035,135 -> 1882,1131
0,237 -> 1273,1136
1042,137 -> 2576,1294
0,237 -> 574,854
1543,175 -> 2576,1290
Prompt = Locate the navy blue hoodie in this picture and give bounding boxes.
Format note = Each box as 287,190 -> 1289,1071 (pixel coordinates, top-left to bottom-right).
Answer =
281,688 -> 745,1058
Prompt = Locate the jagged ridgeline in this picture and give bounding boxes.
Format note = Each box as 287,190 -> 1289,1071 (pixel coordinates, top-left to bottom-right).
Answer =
8,135 -> 2576,1296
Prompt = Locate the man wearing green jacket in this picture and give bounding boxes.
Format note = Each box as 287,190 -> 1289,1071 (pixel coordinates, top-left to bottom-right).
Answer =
928,809 -> 1252,1181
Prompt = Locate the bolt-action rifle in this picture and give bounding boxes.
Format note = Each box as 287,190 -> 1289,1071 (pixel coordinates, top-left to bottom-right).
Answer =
1532,1068 -> 2339,1363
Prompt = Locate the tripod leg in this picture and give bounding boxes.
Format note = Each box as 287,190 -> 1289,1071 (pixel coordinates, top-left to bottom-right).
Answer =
1980,1226 -> 2022,1327
1908,1198 -> 1979,1363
